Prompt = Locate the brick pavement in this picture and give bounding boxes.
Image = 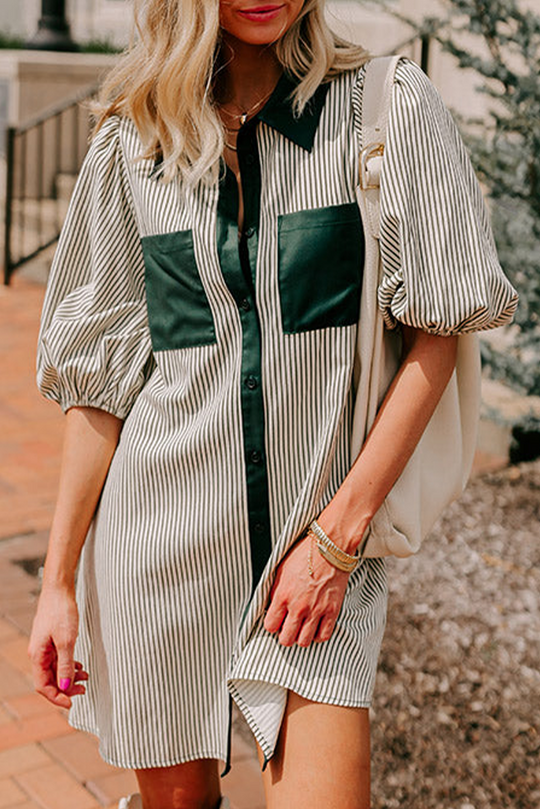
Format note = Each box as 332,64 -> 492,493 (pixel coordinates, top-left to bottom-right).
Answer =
0,273 -> 265,809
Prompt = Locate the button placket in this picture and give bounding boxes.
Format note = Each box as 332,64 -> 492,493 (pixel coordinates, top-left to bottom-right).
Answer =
216,120 -> 272,595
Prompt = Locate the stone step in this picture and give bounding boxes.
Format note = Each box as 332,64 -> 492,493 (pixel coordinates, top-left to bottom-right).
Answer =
480,377 -> 540,466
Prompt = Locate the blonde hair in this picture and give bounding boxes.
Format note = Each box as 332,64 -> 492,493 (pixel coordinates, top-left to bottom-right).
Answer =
94,0 -> 369,184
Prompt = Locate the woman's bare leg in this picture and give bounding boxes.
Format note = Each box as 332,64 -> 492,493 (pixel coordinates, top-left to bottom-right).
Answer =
257,691 -> 371,809
134,758 -> 222,809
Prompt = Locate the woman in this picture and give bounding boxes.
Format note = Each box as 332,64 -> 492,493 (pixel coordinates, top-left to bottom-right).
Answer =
29,1 -> 518,808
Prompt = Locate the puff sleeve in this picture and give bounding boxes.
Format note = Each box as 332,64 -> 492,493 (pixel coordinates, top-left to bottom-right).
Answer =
377,58 -> 518,335
37,117 -> 154,418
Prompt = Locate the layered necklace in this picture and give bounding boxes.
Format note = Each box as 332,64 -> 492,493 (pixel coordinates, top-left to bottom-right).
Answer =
219,87 -> 275,152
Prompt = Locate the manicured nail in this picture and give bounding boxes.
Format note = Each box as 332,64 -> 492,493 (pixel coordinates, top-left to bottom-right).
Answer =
60,678 -> 71,691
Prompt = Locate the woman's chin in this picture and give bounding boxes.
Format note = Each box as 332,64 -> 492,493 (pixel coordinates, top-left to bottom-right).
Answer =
222,25 -> 288,47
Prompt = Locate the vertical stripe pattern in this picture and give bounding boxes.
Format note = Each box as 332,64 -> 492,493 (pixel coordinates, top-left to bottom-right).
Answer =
37,58 -> 517,770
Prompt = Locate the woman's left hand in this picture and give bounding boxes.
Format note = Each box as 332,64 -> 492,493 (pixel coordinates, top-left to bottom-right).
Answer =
263,533 -> 350,647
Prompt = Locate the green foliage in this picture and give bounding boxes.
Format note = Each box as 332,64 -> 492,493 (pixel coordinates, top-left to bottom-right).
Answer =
393,0 -> 540,395
0,30 -> 120,54
0,31 -> 25,49
79,39 -> 122,54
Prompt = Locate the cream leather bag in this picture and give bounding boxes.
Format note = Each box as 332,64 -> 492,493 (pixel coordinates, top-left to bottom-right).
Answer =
352,56 -> 482,558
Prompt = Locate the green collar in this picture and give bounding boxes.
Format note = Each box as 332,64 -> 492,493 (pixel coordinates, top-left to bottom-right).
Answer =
255,71 -> 330,152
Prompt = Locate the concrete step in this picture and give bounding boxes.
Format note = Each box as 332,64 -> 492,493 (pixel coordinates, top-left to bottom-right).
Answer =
479,377 -> 540,466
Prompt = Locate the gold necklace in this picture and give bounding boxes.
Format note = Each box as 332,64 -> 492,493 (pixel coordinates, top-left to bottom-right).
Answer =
219,87 -> 274,126
224,140 -> 238,152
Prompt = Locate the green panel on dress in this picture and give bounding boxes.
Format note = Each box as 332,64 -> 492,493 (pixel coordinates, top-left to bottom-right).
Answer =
141,230 -> 217,351
277,202 -> 365,334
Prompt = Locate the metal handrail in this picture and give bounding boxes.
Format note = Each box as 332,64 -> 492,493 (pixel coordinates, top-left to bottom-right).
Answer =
14,84 -> 99,135
1,36 -> 432,287
3,83 -> 99,285
388,32 -> 432,74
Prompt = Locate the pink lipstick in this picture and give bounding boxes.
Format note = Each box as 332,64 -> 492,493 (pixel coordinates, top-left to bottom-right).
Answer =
238,5 -> 285,22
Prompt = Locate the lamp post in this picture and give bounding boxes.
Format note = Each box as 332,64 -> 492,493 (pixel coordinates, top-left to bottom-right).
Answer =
26,0 -> 79,52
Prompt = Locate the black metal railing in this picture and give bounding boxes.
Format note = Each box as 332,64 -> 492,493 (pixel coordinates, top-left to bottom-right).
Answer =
390,32 -> 432,74
3,84 -> 98,285
1,36 -> 432,287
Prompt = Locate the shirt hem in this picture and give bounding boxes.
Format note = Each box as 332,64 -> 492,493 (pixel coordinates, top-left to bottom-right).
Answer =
67,715 -> 228,771
228,674 -> 374,770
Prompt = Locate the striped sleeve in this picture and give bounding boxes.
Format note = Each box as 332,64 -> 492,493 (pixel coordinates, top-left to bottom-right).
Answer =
37,117 -> 154,418
377,58 -> 518,335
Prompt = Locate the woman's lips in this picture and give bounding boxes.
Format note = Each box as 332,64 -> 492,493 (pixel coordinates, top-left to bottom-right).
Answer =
238,5 -> 285,22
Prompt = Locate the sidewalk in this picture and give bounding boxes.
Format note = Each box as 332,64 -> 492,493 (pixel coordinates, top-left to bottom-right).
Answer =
0,273 -> 265,809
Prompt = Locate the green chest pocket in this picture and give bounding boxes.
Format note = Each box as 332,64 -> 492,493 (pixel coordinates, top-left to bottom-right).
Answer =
277,202 -> 365,334
141,230 -> 217,351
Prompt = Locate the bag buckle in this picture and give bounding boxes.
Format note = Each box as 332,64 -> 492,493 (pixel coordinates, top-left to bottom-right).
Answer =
359,143 -> 384,190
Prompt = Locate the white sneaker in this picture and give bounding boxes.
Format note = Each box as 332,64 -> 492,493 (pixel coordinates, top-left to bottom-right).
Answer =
118,796 -> 143,809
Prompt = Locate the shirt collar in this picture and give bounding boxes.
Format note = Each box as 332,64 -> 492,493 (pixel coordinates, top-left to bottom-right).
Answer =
151,71 -> 330,176
255,71 -> 330,152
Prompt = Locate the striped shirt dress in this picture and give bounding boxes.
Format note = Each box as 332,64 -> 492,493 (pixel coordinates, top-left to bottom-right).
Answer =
37,57 -> 518,772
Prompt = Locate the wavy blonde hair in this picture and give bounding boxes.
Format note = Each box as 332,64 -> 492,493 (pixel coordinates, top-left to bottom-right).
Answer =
94,0 -> 370,184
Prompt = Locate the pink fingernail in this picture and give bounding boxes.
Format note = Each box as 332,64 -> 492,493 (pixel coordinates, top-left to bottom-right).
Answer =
60,678 -> 71,691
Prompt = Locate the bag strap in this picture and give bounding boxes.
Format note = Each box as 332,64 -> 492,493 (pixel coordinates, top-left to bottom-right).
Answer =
351,53 -> 407,481
359,55 -> 402,240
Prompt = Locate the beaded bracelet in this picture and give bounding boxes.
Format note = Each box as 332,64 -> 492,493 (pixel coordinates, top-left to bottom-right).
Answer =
308,519 -> 361,574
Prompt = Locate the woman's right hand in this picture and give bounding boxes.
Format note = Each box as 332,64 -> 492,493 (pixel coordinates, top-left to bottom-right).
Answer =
28,585 -> 88,709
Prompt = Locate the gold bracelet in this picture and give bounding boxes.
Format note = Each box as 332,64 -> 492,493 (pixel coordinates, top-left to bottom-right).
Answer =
309,520 -> 361,573
307,532 -> 315,578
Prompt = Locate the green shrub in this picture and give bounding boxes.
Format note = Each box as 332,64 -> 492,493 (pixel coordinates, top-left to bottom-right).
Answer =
0,30 -> 121,54
0,31 -> 25,49
79,39 -> 122,54
391,0 -> 540,396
